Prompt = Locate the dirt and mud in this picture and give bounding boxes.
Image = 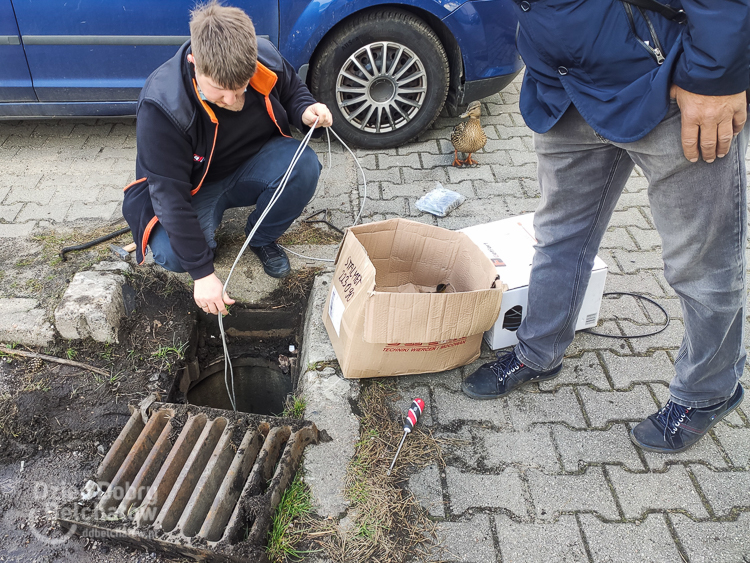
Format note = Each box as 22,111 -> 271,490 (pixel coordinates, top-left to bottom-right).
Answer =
0,228 -> 314,562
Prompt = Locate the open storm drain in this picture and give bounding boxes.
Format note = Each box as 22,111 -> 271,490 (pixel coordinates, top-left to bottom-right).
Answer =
57,402 -> 318,562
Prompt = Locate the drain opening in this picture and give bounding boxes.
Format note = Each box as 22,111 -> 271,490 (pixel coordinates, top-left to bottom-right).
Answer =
187,357 -> 293,416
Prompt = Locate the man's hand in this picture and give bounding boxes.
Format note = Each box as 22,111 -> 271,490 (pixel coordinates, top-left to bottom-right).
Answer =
302,103 -> 333,128
670,84 -> 747,163
194,272 -> 235,316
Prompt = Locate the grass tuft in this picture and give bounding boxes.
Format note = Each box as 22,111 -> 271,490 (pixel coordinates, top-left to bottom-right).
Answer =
266,472 -> 317,563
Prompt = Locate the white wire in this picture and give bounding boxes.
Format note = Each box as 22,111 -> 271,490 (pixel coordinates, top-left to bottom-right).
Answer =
218,118 -> 320,411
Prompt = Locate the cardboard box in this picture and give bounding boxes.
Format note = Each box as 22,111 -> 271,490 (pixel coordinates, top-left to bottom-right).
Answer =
322,218 -> 504,379
461,213 -> 607,350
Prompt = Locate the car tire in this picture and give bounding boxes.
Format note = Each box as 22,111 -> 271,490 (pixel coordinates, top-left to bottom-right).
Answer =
310,8 -> 449,149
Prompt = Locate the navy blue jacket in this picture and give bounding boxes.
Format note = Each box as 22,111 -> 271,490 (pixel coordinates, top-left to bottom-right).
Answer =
122,39 -> 318,280
514,0 -> 750,142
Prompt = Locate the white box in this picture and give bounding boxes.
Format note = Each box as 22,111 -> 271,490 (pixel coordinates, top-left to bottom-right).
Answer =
461,213 -> 607,350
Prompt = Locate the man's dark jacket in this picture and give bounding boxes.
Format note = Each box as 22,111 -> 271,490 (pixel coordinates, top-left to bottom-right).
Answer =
514,0 -> 750,142
122,39 -> 317,280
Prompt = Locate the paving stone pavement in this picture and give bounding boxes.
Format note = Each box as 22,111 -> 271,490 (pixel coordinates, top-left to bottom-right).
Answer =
2,74 -> 750,562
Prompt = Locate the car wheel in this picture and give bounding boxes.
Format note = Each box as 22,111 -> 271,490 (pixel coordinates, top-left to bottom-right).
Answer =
310,8 -> 449,149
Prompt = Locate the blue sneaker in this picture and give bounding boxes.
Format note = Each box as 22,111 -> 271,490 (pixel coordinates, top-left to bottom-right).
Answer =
461,348 -> 562,400
630,385 -> 744,453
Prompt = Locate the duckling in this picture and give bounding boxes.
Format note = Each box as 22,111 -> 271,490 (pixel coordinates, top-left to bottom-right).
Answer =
450,100 -> 487,166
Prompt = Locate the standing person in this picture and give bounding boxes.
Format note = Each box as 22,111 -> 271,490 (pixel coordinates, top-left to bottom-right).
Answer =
122,1 -> 332,316
462,0 -> 749,453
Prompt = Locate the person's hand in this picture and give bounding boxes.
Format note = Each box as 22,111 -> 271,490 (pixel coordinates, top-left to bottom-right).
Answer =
193,272 -> 235,316
670,84 -> 747,163
302,102 -> 333,128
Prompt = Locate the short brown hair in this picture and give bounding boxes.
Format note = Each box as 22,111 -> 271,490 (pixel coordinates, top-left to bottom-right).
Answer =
190,1 -> 257,90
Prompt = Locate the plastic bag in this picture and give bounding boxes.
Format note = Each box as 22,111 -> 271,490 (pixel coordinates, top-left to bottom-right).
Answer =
415,183 -> 466,217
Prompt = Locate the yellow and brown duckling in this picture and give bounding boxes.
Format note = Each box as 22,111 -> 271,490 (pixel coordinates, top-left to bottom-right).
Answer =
450,100 -> 487,166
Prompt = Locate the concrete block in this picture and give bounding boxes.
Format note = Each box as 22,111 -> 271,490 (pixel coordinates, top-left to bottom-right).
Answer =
433,386 -> 509,426
690,465 -> 750,516
630,227 -> 662,250
495,514 -> 588,563
427,514 -> 496,563
578,385 -> 657,428
54,270 -> 126,343
601,351 -> 674,389
552,424 -> 645,472
16,202 -> 70,223
579,513 -> 682,563
600,226 -> 638,250
538,352 -> 610,391
0,222 -> 36,238
608,465 -> 708,519
64,202 -> 119,222
0,298 -> 55,347
507,387 -> 586,432
712,424 -> 750,468
613,249 -> 664,274
670,513 -> 750,563
527,467 -> 619,520
610,208 -> 651,229
481,426 -> 560,471
446,466 -> 525,516
407,463 -> 445,517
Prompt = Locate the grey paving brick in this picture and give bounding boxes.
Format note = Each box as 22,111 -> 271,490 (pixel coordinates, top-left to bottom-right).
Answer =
449,195 -> 507,220
613,249 -> 664,273
608,465 -> 708,519
427,514 -> 496,563
622,319 -> 684,354
70,122 -> 114,137
600,227 -> 637,250
553,424 -> 645,472
394,365 -> 463,390
501,196 -> 540,217
5,185 -> 54,205
483,137 -> 527,152
519,177 -> 540,198
579,513 -> 682,563
609,208 -> 651,229
712,425 -> 750,468
0,223 -> 36,238
507,387 -> 587,432
596,293 -> 654,325
527,466 -> 619,520
381,180 -> 445,200
360,167 -> 402,184
508,150 -> 538,166
16,203 -> 71,223
604,271 -> 666,297
629,226 -> 662,250
579,385 -> 657,427
434,425 -> 484,468
616,190 -> 650,208
64,202 -> 120,222
0,203 -> 23,222
376,153 -> 420,169
446,164 -> 495,184
446,466 -> 526,516
474,178 -> 522,197
401,166 -> 449,185
468,149 -> 512,166
421,152 -> 456,168
601,351 -> 674,389
623,175 -> 649,192
489,162 -> 538,181
538,352 -> 610,391
433,386 -> 509,426
481,426 -> 560,471
670,513 -> 750,563
495,514 -> 587,563
690,465 -> 750,516
397,139 -> 441,155
407,463 -> 445,517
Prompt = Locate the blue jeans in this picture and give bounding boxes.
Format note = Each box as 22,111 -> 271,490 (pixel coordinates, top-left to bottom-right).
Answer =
515,102 -> 749,408
149,136 -> 321,272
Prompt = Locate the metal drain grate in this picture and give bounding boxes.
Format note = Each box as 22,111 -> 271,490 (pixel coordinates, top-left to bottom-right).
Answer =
57,402 -> 318,562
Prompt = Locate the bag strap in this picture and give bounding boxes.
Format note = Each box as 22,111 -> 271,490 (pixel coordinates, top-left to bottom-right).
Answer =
622,0 -> 687,24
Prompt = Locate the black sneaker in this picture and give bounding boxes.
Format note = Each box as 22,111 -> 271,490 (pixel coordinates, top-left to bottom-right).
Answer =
630,385 -> 744,453
461,348 -> 562,400
250,242 -> 291,278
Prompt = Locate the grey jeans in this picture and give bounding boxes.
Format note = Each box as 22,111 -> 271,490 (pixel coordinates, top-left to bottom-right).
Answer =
515,101 -> 750,408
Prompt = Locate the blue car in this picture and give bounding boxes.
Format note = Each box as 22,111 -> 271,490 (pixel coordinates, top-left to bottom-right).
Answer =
0,0 -> 521,148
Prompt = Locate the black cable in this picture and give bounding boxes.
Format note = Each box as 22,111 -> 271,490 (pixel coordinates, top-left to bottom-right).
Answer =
60,226 -> 132,261
582,291 -> 670,338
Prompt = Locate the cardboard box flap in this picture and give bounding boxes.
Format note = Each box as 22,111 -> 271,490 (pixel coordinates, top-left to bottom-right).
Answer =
362,287 -> 503,343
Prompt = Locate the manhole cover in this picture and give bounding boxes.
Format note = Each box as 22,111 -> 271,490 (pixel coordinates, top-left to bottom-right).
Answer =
57,402 -> 317,562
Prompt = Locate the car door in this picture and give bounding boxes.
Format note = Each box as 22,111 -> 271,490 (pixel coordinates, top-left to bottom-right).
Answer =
0,0 -> 35,102
9,0 -> 278,103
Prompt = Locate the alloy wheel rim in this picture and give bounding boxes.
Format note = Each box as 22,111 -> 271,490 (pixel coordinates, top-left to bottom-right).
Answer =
335,41 -> 427,133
